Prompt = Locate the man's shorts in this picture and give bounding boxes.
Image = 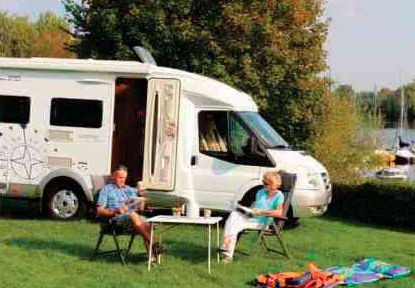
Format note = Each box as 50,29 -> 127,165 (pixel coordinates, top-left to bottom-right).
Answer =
111,210 -> 147,233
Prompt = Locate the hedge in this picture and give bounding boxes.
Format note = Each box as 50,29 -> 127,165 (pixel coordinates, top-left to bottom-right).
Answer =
327,181 -> 415,229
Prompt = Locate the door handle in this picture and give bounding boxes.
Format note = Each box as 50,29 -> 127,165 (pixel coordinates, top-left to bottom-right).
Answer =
191,156 -> 198,166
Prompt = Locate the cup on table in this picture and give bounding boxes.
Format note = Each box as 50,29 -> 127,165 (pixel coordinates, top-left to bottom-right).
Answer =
203,209 -> 211,218
137,181 -> 145,196
136,181 -> 146,211
172,207 -> 181,217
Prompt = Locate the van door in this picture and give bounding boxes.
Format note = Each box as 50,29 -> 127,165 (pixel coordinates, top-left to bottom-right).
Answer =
143,78 -> 180,190
192,110 -> 273,210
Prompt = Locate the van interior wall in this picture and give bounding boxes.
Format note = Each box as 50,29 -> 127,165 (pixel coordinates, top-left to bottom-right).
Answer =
112,78 -> 147,186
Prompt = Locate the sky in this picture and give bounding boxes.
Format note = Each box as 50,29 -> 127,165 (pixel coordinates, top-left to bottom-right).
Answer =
1,0 -> 414,92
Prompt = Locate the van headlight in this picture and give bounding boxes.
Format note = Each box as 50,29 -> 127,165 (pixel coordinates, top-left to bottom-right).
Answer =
307,171 -> 322,188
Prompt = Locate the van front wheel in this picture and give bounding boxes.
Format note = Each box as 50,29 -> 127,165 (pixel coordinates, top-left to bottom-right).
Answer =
44,184 -> 86,219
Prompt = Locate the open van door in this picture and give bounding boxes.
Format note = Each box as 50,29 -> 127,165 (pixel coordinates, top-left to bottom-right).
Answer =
143,79 -> 180,191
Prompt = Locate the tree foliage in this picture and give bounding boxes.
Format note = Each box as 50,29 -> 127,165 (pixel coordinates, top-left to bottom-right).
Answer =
64,0 -> 328,148
355,80 -> 415,128
311,86 -> 379,184
0,11 -> 74,58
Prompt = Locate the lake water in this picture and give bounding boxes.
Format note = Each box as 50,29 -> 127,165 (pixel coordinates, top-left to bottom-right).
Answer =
378,128 -> 415,148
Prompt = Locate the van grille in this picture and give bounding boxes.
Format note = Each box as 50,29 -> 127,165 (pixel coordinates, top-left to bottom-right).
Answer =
321,172 -> 331,192
45,156 -> 73,169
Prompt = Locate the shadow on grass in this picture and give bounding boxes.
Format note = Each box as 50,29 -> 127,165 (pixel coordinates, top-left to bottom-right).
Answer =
2,233 -> 216,265
0,197 -> 43,220
156,239 -> 214,264
2,236 -> 150,264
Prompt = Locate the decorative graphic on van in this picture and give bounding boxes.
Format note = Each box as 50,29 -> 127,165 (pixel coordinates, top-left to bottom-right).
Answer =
0,125 -> 45,181
10,145 -> 43,180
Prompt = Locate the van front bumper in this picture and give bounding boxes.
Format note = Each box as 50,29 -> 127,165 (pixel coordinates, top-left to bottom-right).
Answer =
292,186 -> 332,218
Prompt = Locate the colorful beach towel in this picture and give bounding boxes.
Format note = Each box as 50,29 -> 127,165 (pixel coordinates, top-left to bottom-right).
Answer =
324,258 -> 411,285
253,263 -> 344,288
252,259 -> 410,287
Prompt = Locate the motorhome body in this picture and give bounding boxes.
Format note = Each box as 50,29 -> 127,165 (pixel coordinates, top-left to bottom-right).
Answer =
0,57 -> 331,219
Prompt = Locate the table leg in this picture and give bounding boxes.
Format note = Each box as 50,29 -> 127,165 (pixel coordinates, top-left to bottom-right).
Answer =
147,222 -> 154,271
208,224 -> 211,274
216,222 -> 220,263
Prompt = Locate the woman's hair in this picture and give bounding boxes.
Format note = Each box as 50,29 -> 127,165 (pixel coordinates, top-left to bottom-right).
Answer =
263,170 -> 282,183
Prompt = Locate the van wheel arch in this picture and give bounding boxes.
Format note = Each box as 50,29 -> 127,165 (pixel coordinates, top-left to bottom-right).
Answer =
42,177 -> 87,219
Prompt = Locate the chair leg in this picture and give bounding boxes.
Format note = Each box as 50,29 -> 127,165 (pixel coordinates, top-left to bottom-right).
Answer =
260,234 -> 270,251
125,235 -> 136,257
112,231 -> 126,265
275,233 -> 290,259
91,232 -> 105,260
234,233 -> 250,256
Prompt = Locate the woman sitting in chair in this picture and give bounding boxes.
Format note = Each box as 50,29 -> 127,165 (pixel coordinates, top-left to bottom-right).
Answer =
220,171 -> 284,263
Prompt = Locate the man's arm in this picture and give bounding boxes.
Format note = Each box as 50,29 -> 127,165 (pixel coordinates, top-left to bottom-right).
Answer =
96,205 -> 128,217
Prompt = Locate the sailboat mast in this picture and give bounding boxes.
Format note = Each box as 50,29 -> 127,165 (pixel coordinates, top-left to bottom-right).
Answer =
400,85 -> 405,139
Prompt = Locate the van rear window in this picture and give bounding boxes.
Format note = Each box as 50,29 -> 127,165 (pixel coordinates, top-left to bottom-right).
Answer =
0,95 -> 30,124
50,98 -> 103,128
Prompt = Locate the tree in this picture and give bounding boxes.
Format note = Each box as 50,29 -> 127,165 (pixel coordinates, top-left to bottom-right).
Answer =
33,12 -> 74,58
0,13 -> 35,57
0,11 -> 74,58
64,0 -> 328,148
311,86 -> 379,183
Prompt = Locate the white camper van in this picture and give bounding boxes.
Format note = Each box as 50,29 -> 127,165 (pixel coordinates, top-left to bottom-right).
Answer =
0,57 -> 331,219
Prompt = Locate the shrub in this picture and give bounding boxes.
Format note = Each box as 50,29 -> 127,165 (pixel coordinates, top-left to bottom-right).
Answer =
327,181 -> 415,229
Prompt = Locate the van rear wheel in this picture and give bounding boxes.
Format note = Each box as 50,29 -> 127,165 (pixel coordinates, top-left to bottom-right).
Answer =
43,183 -> 86,219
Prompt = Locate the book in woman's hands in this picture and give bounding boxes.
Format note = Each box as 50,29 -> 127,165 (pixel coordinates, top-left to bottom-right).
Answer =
236,203 -> 254,215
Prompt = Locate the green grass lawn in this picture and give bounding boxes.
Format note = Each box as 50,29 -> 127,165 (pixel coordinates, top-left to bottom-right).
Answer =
1,215 -> 414,288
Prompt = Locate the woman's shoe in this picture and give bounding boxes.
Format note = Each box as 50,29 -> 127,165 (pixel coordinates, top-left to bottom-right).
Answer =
221,256 -> 233,264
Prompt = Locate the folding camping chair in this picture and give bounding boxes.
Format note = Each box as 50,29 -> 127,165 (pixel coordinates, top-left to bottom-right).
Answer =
91,216 -> 138,264
89,175 -> 142,265
238,172 -> 297,259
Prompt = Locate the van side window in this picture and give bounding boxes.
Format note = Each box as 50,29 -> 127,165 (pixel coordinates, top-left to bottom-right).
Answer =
50,98 -> 103,128
198,111 -> 274,167
199,111 -> 229,154
0,95 -> 30,124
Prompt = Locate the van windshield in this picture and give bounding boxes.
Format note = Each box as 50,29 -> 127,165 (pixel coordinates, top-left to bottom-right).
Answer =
236,112 -> 290,149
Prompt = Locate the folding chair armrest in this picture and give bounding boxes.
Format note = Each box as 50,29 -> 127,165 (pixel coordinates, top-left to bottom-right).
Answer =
273,216 -> 288,221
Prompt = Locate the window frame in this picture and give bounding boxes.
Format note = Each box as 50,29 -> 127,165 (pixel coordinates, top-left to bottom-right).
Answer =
49,97 -> 103,129
198,110 -> 275,167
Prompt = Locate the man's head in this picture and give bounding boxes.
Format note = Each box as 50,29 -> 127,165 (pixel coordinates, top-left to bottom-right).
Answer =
262,171 -> 282,192
112,165 -> 128,188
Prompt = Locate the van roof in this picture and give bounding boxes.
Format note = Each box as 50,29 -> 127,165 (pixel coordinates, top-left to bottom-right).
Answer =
0,57 -> 257,111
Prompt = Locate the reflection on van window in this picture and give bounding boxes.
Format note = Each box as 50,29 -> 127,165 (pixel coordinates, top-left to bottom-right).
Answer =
0,95 -> 30,124
50,98 -> 103,128
236,112 -> 289,149
228,113 -> 252,156
199,111 -> 228,153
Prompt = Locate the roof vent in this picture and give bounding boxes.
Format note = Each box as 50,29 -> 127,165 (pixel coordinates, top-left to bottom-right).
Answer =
133,46 -> 157,66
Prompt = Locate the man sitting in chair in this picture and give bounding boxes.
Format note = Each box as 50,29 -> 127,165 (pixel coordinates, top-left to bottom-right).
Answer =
96,165 -> 153,254
220,171 -> 284,263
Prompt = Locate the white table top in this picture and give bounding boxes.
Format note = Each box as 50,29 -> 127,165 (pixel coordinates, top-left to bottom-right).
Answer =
147,215 -> 222,225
